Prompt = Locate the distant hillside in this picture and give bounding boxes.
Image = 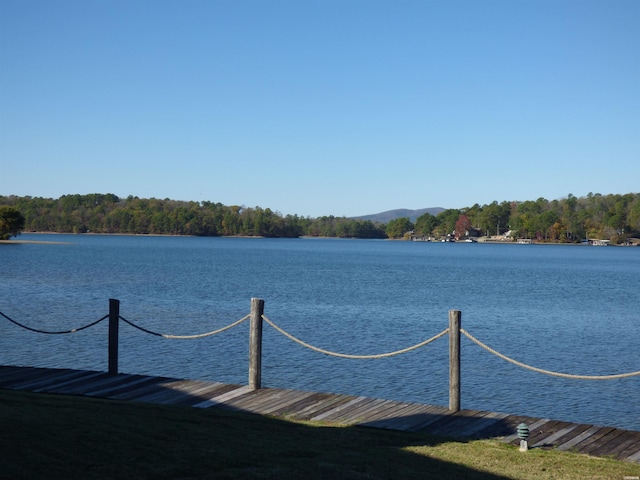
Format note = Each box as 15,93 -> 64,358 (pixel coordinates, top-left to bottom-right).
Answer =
352,207 -> 445,223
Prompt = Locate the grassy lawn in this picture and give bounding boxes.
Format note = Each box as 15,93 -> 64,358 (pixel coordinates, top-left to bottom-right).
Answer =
1,389 -> 638,479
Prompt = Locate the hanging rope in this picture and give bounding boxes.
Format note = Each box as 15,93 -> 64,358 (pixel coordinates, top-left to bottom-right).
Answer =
0,311 -> 108,334
262,314 -> 449,359
461,328 -> 640,380
118,314 -> 250,339
6,303 -> 638,379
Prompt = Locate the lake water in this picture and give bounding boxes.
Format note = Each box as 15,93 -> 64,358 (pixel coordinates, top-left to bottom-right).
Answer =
1,234 -> 639,430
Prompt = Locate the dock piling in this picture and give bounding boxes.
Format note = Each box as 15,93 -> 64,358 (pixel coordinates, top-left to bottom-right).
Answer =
249,298 -> 264,389
108,298 -> 120,375
449,309 -> 461,412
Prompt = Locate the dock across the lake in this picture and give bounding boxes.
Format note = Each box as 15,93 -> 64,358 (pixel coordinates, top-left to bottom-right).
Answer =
1,365 -> 639,465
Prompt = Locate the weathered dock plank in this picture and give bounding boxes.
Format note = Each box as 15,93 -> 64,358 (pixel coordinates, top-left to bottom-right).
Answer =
269,391 -> 335,417
616,434 -> 640,460
553,423 -> 594,450
101,377 -> 205,402
125,379 -> 210,405
556,425 -> 605,451
46,372 -> 134,395
286,393 -> 352,421
330,398 -> 392,423
532,422 -> 580,448
30,370 -> 101,392
456,411 -> 510,438
377,405 -> 450,432
229,389 -> 316,415
354,399 -> 415,425
107,376 -> 189,401
255,390 -> 320,415
311,396 -> 371,421
627,448 -> 640,462
295,395 -> 353,420
193,384 -> 253,408
525,420 -> 565,446
593,431 -> 640,458
173,382 -> 237,406
1,365 -> 638,464
360,402 -> 426,427
474,413 -> 535,439
177,383 -> 238,408
354,401 -> 427,428
1,368 -> 90,390
570,426 -> 617,451
0,366 -> 64,386
319,396 -> 395,423
581,428 -> 629,455
404,405 -> 454,432
356,401 -> 414,428
427,410 -> 506,438
419,414 -> 471,437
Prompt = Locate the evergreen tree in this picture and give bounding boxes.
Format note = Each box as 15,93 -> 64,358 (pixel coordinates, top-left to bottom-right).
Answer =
0,206 -> 25,240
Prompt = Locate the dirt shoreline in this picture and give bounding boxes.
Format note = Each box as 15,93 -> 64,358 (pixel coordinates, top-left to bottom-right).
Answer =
0,239 -> 72,245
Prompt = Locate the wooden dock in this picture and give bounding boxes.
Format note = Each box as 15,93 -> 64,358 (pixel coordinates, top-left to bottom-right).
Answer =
2,365 -> 639,464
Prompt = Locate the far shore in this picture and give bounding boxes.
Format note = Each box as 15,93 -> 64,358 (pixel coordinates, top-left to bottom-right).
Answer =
3,231 -> 639,246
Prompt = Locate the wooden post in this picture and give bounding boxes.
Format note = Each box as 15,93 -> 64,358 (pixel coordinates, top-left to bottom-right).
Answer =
449,309 -> 461,412
108,298 -> 120,375
249,298 -> 264,390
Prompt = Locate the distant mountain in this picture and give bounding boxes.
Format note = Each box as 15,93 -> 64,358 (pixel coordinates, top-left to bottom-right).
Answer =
351,207 -> 445,223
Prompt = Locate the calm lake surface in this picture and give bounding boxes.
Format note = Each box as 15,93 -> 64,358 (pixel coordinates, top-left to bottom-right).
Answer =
1,234 -> 639,430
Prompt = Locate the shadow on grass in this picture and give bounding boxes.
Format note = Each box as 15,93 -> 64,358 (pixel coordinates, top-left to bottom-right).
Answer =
358,409 -> 541,445
0,366 -> 520,479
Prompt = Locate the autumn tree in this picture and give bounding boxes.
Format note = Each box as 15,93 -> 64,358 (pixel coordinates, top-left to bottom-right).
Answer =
454,214 -> 472,240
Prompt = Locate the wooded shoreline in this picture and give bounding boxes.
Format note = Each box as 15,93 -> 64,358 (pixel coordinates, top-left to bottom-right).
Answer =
1,191 -> 639,243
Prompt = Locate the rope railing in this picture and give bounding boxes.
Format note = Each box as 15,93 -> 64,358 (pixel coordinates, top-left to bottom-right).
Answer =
4,305 -> 638,379
262,314 -> 449,359
0,310 -> 108,334
4,299 -> 639,417
0,308 -> 251,339
118,314 -> 250,339
461,328 -> 640,380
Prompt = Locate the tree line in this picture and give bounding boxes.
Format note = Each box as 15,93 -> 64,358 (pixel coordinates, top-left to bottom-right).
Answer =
404,192 -> 640,243
0,194 -> 386,239
1,192 -> 639,243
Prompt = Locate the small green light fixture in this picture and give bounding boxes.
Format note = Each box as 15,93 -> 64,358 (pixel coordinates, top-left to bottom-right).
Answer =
517,423 -> 530,452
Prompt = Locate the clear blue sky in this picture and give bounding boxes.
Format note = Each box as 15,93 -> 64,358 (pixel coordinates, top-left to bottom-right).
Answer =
1,0 -> 638,218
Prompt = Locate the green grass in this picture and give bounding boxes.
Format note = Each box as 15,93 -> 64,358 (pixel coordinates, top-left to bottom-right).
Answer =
1,389 -> 638,479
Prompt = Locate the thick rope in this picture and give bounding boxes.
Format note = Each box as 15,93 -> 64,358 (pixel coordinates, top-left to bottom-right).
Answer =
0,311 -> 108,334
262,314 -> 449,359
118,314 -> 250,339
461,328 -> 640,380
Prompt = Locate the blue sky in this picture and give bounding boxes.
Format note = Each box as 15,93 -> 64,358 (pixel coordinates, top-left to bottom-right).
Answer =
1,0 -> 638,218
